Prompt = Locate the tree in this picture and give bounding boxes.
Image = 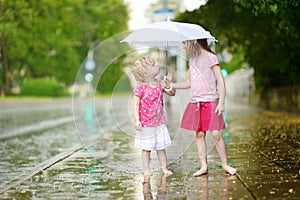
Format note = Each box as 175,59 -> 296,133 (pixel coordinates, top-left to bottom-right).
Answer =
234,0 -> 299,38
176,0 -> 300,89
0,0 -> 32,96
0,0 -> 129,96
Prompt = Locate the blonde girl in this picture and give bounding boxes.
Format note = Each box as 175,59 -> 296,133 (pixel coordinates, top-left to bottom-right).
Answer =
132,56 -> 175,176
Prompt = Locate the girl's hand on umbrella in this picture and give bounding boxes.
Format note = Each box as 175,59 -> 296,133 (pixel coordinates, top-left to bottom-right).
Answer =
162,79 -> 173,90
166,70 -> 174,82
161,80 -> 169,88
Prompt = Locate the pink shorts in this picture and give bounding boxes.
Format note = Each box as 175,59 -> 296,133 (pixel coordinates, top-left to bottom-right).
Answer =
180,101 -> 225,132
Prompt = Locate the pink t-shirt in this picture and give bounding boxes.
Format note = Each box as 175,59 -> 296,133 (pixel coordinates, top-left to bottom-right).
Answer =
134,80 -> 165,127
189,52 -> 220,102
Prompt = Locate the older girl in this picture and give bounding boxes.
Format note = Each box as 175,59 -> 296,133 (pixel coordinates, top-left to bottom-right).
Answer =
170,39 -> 236,176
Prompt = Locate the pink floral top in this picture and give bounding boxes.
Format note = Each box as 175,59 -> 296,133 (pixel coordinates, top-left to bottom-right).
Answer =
134,80 -> 165,127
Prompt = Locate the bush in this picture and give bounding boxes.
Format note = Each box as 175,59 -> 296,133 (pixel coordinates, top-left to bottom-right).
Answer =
21,78 -> 68,97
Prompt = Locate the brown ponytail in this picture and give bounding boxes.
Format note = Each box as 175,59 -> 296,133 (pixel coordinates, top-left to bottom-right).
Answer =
197,39 -> 214,54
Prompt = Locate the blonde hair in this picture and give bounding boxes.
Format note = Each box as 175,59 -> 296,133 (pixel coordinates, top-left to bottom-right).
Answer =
132,56 -> 156,82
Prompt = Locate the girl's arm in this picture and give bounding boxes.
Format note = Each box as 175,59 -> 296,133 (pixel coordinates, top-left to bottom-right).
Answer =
133,95 -> 142,130
172,69 -> 191,89
212,65 -> 226,116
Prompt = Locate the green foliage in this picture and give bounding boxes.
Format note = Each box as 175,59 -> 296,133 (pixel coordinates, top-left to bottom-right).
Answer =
97,61 -> 124,93
0,0 -> 129,95
21,78 -> 68,97
233,0 -> 299,38
220,52 -> 247,74
177,0 -> 300,89
92,34 -> 130,94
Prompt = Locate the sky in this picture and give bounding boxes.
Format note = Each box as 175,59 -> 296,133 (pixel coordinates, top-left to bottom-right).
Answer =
124,0 -> 207,30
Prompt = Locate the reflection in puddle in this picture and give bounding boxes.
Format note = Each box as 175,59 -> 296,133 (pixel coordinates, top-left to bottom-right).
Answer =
142,175 -> 168,200
141,173 -> 240,200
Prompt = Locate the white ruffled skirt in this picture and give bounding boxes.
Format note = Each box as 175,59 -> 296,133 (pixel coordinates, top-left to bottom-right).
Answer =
134,124 -> 171,151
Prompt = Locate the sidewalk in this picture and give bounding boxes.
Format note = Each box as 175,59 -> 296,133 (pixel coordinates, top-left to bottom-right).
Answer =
1,98 -> 299,199
223,102 -> 299,199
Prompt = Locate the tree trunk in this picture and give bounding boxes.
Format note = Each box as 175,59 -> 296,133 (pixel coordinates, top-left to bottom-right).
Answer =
0,44 -> 9,97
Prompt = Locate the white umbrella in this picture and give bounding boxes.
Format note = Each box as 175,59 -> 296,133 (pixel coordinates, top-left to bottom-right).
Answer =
121,18 -> 217,47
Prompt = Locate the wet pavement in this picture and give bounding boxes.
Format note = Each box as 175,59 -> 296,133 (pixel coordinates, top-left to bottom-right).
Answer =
0,94 -> 299,199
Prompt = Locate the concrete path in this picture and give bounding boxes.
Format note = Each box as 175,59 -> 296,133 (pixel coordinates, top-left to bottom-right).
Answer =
0,97 -> 299,199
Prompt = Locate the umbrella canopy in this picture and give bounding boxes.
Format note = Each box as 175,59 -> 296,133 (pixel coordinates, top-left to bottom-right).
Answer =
121,18 -> 217,47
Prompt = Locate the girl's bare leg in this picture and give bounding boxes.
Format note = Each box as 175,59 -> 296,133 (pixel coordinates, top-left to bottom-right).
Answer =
194,131 -> 208,176
156,149 -> 173,175
142,150 -> 153,176
211,130 -> 236,175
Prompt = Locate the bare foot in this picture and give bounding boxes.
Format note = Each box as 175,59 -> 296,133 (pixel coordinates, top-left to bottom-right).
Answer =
162,168 -> 173,176
144,171 -> 153,176
193,167 -> 208,177
223,165 -> 236,175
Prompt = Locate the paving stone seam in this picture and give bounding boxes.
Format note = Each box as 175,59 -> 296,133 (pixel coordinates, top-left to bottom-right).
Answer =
259,150 -> 299,179
0,146 -> 83,194
236,172 -> 257,199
